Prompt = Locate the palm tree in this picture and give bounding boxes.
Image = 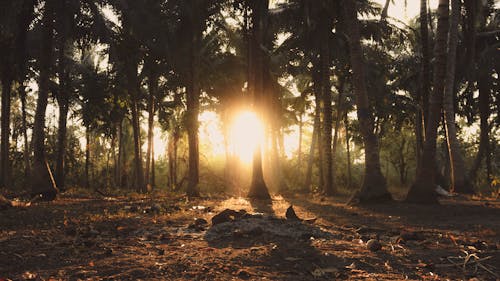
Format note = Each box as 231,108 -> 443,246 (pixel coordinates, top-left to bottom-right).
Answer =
443,0 -> 473,194
406,0 -> 450,204
343,0 -> 391,204
247,0 -> 271,199
31,0 -> 59,199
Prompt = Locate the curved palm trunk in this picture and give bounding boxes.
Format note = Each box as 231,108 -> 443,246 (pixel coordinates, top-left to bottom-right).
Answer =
31,2 -> 58,199
248,0 -> 271,200
407,0 -> 450,204
343,0 -> 391,204
443,0 -> 473,194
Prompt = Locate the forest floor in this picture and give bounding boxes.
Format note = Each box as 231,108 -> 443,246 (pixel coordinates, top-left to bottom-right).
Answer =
0,190 -> 499,281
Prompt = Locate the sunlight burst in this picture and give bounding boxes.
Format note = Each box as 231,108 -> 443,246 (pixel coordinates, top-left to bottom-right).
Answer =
229,111 -> 265,164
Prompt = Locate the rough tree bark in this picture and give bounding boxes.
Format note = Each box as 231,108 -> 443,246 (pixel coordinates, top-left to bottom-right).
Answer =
443,0 -> 473,194
343,0 -> 391,204
320,10 -> 334,196
30,2 -> 58,199
247,0 -> 271,200
407,0 -> 450,204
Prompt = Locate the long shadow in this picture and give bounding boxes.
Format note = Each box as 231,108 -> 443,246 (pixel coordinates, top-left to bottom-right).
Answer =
281,193 -> 500,280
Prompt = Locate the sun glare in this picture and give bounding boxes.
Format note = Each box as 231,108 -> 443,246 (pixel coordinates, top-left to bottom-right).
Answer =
229,111 -> 265,164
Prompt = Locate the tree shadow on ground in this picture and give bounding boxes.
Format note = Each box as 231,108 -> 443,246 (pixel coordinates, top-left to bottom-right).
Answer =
280,193 -> 500,280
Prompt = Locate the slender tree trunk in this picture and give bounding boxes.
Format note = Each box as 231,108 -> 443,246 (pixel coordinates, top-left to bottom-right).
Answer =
1,78 -> 12,188
145,68 -> 157,188
130,99 -> 144,192
343,0 -> 391,203
320,16 -> 334,196
344,111 -> 352,188
116,120 -> 123,188
31,3 -> 58,199
55,38 -> 69,191
304,108 -> 319,192
16,0 -> 35,184
55,97 -> 68,191
407,0 -> 450,204
110,130 -> 116,187
469,71 -> 490,183
248,0 -> 271,199
313,67 -> 324,191
85,127 -> 90,189
151,141 -> 155,189
297,112 -> 303,169
186,6 -> 202,197
443,0 -> 473,194
420,0 -> 431,131
20,85 -> 30,179
331,77 -> 345,193
416,0 -> 431,167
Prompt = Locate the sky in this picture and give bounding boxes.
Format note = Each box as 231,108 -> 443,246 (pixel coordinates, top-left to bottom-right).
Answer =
374,0 -> 439,22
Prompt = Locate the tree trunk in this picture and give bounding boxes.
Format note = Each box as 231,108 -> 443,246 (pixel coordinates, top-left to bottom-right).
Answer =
303,108 -> 319,192
130,99 -> 144,192
331,76 -> 345,193
407,0 -> 449,204
344,111 -> 352,188
31,3 -> 58,199
313,66 -> 324,191
343,0 -> 391,204
116,120 -> 123,188
297,112 -> 303,170
1,78 -> 12,188
248,0 -> 271,200
85,127 -> 90,189
145,68 -> 157,189
186,5 -> 202,198
320,15 -> 334,196
20,85 -> 30,179
168,130 -> 179,191
443,0 -> 473,194
416,0 -> 431,167
469,71 -> 490,183
55,37 -> 69,192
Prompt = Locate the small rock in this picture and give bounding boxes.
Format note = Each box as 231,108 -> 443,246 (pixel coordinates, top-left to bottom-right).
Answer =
151,203 -> 162,213
366,239 -> 382,252
212,209 -> 241,225
285,205 -> 300,221
236,269 -> 251,279
194,218 -> 208,226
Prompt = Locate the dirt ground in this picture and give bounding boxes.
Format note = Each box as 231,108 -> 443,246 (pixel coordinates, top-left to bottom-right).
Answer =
0,191 -> 499,280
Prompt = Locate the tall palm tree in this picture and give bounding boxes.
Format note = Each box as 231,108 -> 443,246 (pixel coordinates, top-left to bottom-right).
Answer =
343,0 -> 391,203
407,0 -> 450,204
416,0 -> 431,166
443,0 -> 473,194
31,1 -> 58,199
247,0 -> 271,199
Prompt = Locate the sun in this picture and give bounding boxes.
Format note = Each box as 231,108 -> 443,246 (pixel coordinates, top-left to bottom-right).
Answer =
229,110 -> 265,164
